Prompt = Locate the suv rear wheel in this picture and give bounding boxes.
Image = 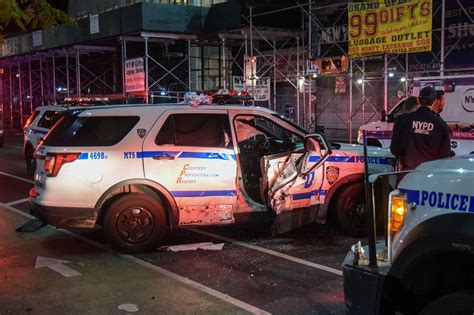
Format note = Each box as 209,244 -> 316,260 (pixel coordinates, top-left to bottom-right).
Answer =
103,193 -> 167,253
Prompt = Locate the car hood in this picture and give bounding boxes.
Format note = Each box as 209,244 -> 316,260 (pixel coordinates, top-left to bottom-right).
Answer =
331,142 -> 394,158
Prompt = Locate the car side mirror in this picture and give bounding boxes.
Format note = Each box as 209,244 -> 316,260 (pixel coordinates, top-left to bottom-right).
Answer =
380,110 -> 386,122
301,133 -> 332,176
304,133 -> 331,154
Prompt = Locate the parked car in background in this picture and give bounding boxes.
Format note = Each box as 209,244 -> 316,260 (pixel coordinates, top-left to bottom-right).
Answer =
359,75 -> 474,155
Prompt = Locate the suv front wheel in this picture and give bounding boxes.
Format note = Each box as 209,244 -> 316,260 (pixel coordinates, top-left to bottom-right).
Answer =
103,193 -> 167,253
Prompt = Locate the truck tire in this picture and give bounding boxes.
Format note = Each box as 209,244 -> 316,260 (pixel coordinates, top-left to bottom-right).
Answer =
25,145 -> 36,176
103,193 -> 167,253
332,182 -> 369,237
419,290 -> 474,315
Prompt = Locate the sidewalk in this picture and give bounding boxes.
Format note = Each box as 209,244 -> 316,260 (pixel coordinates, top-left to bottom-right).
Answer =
0,205 -> 254,314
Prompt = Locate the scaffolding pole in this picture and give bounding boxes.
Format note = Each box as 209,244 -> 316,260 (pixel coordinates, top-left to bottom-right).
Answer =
222,38 -> 227,89
440,0 -> 445,76
52,53 -> 56,104
188,39 -> 192,92
28,58 -> 33,113
362,58 -> 365,125
145,36 -> 149,103
9,65 -> 13,127
296,37 -> 300,125
384,53 -> 388,113
18,60 -> 23,125
349,59 -> 353,143
308,0 -> 312,130
273,40 -> 277,112
76,50 -> 81,98
121,40 -> 127,103
40,56 -> 44,104
66,50 -> 70,97
249,7 -> 255,96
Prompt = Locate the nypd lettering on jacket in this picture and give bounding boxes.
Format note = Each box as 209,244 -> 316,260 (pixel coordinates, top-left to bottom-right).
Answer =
402,189 -> 474,212
412,121 -> 434,135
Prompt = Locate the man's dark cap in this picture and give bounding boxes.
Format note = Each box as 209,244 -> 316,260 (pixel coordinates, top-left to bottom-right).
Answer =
419,86 -> 437,104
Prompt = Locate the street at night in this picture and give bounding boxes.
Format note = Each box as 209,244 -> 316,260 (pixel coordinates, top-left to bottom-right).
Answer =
1,0 -> 474,314
0,129 -> 357,314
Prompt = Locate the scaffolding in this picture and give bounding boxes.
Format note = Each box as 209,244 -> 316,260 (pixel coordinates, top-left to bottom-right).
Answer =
1,0 -> 473,139
0,45 -> 117,128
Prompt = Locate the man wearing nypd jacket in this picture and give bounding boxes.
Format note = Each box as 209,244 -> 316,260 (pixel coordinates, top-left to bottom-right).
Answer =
390,86 -> 451,184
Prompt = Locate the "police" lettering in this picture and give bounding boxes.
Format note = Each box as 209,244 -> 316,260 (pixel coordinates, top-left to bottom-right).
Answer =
420,190 -> 471,211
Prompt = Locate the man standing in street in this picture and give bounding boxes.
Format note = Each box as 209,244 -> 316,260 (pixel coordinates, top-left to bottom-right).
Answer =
390,86 -> 451,184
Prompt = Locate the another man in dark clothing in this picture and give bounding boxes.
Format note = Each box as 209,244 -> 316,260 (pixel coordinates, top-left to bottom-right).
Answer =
390,86 -> 451,183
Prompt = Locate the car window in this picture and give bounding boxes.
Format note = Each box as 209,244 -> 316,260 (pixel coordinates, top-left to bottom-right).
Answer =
43,115 -> 139,147
155,114 -> 232,148
25,110 -> 41,128
37,110 -> 63,129
234,115 -> 304,152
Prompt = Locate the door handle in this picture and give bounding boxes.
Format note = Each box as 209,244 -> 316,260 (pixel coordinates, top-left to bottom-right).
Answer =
153,154 -> 175,160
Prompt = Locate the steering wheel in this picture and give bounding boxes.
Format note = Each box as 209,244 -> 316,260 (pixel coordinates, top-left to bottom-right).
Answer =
251,134 -> 270,152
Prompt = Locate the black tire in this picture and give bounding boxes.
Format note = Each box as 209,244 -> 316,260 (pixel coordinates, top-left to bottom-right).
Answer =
332,182 -> 373,237
419,290 -> 474,315
103,193 -> 167,253
25,145 -> 36,176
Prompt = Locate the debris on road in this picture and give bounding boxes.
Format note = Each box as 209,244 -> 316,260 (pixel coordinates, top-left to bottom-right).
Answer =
161,242 -> 225,252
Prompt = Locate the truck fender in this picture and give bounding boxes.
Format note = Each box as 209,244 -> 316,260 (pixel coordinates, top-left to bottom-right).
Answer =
94,179 -> 179,228
389,213 -> 474,280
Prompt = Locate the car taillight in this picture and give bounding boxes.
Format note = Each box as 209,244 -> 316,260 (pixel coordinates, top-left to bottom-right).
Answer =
44,153 -> 80,177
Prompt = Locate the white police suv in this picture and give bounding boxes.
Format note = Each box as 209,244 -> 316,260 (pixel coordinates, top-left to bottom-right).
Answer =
24,105 -> 70,175
30,103 -> 394,253
23,98 -> 110,175
344,155 -> 474,314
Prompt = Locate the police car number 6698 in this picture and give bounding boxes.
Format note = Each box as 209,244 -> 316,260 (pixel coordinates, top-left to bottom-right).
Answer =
30,103 -> 394,253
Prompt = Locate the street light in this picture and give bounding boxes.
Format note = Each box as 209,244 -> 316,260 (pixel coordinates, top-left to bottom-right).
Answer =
357,78 -> 363,84
400,77 -> 406,82
389,72 -> 394,77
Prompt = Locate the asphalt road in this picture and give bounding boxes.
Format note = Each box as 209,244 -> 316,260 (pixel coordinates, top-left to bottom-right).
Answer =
0,129 -> 362,314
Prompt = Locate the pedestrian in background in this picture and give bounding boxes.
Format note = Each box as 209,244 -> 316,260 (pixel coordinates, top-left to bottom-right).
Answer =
390,86 -> 451,184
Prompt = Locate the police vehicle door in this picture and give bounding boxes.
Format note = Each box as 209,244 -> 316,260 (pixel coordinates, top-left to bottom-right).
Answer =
143,110 -> 237,226
229,111 -> 327,234
268,134 -> 330,235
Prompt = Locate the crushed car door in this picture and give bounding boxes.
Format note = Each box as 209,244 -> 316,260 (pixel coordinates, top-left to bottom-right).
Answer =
266,133 -> 332,235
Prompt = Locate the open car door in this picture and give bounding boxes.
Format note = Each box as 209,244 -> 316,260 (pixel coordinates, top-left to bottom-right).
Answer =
262,133 -> 332,235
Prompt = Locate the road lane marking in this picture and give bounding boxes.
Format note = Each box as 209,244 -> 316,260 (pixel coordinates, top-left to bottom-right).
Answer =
0,171 -> 34,184
6,198 -> 30,206
186,227 -> 343,277
0,202 -> 270,315
35,256 -> 81,277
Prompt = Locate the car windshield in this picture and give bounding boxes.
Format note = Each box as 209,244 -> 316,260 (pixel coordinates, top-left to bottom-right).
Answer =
271,113 -> 308,135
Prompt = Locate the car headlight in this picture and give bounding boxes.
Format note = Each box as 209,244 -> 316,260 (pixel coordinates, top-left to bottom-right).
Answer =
389,191 -> 407,233
388,190 -> 407,262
